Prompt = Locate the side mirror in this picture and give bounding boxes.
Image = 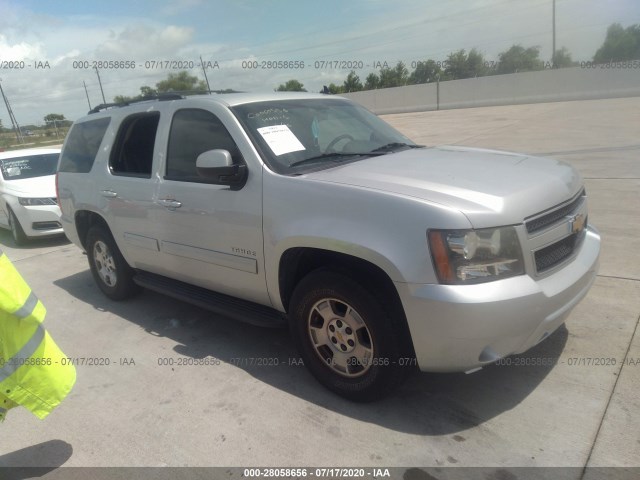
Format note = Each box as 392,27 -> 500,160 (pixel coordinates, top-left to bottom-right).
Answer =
195,149 -> 247,188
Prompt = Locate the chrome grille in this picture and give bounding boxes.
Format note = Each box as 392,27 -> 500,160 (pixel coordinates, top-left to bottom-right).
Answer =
525,188 -> 589,275
525,189 -> 585,234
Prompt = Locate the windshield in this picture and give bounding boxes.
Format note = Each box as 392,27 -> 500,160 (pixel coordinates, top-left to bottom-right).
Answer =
231,98 -> 418,174
0,153 -> 60,181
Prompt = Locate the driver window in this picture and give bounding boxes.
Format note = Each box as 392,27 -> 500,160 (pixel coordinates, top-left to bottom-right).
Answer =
166,109 -> 243,180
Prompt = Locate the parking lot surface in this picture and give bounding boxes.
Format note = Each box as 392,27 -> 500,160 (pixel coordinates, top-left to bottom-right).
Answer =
1,97 -> 638,476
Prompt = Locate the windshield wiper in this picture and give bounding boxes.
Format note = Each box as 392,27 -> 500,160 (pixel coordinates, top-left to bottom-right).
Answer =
289,152 -> 384,168
370,142 -> 425,153
289,143 -> 424,168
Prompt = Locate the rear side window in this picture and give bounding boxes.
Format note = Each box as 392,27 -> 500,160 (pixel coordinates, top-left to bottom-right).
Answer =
110,112 -> 160,178
59,117 -> 110,173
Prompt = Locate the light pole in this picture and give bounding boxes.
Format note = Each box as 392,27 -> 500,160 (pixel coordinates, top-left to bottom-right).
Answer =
201,56 -> 212,94
94,67 -> 106,104
0,78 -> 23,144
83,80 -> 92,110
552,0 -> 556,66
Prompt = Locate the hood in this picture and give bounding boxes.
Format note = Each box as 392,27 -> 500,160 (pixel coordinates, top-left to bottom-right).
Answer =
305,146 -> 583,228
1,175 -> 57,198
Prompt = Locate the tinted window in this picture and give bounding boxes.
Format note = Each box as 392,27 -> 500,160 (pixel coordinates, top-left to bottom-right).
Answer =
0,153 -> 59,180
110,112 -> 160,177
166,109 -> 243,180
59,117 -> 111,173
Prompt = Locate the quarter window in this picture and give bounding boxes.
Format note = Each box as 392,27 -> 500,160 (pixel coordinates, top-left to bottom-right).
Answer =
59,117 -> 110,173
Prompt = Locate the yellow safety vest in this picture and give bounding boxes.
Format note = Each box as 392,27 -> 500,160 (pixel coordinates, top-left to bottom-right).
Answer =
0,249 -> 76,421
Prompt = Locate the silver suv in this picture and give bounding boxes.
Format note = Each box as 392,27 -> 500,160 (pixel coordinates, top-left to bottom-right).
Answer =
56,93 -> 600,401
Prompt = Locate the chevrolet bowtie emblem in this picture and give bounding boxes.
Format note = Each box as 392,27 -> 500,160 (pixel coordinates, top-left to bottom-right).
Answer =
570,213 -> 586,234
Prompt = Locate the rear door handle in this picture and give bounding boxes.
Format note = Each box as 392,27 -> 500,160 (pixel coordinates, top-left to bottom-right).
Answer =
100,190 -> 118,198
156,198 -> 182,209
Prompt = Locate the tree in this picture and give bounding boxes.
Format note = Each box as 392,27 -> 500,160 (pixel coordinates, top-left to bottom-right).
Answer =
140,85 -> 157,97
113,78 -> 191,104
342,71 -> 363,92
327,83 -> 344,94
276,79 -> 307,92
496,45 -> 543,74
552,47 -> 577,68
593,23 -> 640,63
44,113 -> 65,126
113,94 -> 135,103
393,61 -> 409,85
377,61 -> 409,88
378,67 -> 395,88
113,83 -> 173,104
156,71 -> 207,93
364,73 -> 380,90
408,60 -> 443,84
444,49 -> 487,80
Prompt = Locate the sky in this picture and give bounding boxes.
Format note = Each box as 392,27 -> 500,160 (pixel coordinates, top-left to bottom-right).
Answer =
0,0 -> 638,125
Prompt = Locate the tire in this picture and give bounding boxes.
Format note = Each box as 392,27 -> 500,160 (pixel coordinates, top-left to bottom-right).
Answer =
8,209 -> 27,246
289,269 -> 412,402
86,225 -> 140,300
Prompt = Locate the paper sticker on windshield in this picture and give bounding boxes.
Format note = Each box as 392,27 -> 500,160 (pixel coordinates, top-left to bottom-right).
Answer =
257,125 -> 305,156
6,167 -> 21,177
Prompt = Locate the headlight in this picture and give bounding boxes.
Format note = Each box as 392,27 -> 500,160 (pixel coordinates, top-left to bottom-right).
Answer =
428,226 -> 524,284
18,197 -> 57,206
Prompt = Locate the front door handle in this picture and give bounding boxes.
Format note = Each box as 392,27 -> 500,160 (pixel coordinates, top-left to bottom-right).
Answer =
156,198 -> 182,209
100,190 -> 118,198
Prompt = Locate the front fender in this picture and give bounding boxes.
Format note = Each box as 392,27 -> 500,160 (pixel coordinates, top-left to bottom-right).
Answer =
262,170 -> 471,310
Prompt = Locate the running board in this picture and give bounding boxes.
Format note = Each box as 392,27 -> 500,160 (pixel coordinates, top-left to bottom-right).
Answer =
134,271 -> 287,329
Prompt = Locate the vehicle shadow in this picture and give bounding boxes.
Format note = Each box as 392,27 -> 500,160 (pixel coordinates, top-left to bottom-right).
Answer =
54,269 -> 568,437
0,229 -> 70,250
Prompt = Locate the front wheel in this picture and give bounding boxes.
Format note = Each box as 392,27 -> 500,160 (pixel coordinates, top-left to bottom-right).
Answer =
289,269 -> 412,402
8,210 -> 27,245
86,225 -> 140,300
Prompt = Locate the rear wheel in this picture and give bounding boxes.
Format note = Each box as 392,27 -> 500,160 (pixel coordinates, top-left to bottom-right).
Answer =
8,210 -> 27,246
86,225 -> 140,300
289,269 -> 412,401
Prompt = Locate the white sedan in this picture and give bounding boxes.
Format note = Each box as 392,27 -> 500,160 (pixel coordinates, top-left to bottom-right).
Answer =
0,148 -> 64,245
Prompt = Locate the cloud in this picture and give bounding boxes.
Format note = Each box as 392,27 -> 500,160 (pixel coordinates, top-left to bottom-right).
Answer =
160,0 -> 204,16
0,22 -> 198,124
95,24 -> 194,58
1,0 -> 639,124
0,34 -> 46,60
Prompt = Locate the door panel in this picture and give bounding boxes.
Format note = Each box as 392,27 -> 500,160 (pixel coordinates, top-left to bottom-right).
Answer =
160,240 -> 258,274
153,108 -> 268,306
102,112 -> 161,269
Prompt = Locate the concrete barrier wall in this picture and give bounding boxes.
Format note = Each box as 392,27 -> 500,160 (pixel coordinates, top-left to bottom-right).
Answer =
341,66 -> 640,114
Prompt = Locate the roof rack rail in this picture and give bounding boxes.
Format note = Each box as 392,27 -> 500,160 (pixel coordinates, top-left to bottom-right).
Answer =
88,93 -> 185,114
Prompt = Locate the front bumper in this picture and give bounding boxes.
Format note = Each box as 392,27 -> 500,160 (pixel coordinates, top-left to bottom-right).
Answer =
396,226 -> 600,372
14,204 -> 64,238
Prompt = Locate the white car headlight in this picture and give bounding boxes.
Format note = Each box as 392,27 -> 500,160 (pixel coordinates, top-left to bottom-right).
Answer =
428,226 -> 524,284
18,197 -> 57,206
